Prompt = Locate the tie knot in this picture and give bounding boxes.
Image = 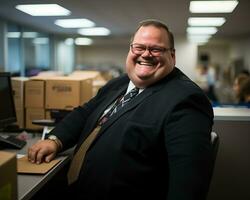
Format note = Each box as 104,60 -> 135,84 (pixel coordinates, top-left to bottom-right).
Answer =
130,87 -> 139,94
124,87 -> 139,101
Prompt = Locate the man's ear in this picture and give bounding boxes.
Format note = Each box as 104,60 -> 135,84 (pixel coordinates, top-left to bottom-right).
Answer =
171,49 -> 176,64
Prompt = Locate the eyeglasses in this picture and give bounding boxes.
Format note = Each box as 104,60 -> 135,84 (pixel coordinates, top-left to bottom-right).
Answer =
130,43 -> 172,56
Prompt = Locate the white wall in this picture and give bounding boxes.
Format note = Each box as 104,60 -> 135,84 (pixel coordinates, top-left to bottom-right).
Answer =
198,43 -> 231,70
230,37 -> 250,72
175,37 -> 198,80
76,45 -> 128,71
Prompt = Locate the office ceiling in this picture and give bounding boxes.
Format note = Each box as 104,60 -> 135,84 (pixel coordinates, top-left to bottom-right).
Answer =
0,0 -> 249,43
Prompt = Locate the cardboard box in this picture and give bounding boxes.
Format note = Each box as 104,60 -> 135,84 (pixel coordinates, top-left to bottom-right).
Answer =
25,108 -> 45,130
69,70 -> 112,82
92,80 -> 107,96
15,108 -> 25,129
11,77 -> 29,110
0,151 -> 17,200
45,110 -> 51,120
45,76 -> 93,110
99,71 -> 113,81
36,70 -> 64,77
70,70 -> 102,79
69,70 -> 109,97
25,79 -> 45,108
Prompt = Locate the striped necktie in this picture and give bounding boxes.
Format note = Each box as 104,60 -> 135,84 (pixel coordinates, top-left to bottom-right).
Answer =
99,87 -> 139,125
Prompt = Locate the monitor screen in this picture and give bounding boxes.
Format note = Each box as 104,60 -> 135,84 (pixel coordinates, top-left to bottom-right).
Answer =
0,72 -> 17,129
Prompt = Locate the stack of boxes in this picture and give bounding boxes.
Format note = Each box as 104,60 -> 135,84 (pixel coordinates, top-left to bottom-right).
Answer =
11,77 -> 29,129
25,76 -> 47,130
11,70 -> 112,131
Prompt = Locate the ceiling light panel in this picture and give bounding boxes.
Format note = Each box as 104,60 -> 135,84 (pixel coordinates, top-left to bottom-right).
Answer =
188,17 -> 226,26
22,32 -> 38,38
7,32 -> 21,38
33,37 -> 49,44
190,1 -> 239,13
55,19 -> 95,28
188,37 -> 209,44
65,38 -> 74,45
75,38 -> 93,45
78,27 -> 110,36
187,27 -> 218,35
15,4 -> 71,16
187,34 -> 212,40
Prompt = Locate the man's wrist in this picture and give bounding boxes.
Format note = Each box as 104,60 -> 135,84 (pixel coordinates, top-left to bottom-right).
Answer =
47,135 -> 63,151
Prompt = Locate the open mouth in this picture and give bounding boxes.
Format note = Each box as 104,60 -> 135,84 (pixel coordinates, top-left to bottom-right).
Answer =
136,60 -> 155,66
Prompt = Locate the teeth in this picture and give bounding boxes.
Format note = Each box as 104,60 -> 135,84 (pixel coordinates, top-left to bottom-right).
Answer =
138,61 -> 154,66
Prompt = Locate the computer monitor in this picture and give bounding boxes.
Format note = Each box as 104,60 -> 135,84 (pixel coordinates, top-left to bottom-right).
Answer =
0,72 -> 17,130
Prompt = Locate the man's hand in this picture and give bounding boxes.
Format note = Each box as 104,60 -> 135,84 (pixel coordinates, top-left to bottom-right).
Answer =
28,139 -> 59,164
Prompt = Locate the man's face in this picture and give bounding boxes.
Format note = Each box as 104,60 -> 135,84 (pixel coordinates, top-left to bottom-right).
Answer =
126,26 -> 176,88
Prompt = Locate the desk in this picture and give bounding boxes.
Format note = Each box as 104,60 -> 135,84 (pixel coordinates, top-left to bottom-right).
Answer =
213,107 -> 250,121
1,133 -> 71,200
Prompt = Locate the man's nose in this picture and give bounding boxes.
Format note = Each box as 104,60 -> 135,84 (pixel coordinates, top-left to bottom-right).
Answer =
141,48 -> 153,57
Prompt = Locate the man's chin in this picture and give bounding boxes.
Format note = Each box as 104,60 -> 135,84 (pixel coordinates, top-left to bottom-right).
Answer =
131,74 -> 154,88
136,74 -> 151,80
135,69 -> 156,80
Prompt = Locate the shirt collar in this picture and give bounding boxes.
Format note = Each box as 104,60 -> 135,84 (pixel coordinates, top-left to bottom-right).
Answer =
125,81 -> 144,95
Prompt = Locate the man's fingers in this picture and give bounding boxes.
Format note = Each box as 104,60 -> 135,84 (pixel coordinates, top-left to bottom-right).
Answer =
45,153 -> 56,163
36,149 -> 47,164
28,145 -> 40,163
27,140 -> 58,164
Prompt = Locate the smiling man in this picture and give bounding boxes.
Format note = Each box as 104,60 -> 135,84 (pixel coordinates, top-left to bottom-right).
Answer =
28,19 -> 214,200
126,21 -> 175,88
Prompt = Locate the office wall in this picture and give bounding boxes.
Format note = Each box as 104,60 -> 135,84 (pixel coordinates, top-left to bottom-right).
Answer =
76,44 -> 128,70
198,43 -> 230,70
175,37 -> 198,80
230,37 -> 250,71
198,37 -> 250,73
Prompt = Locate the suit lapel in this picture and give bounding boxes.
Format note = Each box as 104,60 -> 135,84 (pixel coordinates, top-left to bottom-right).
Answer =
98,84 -> 161,134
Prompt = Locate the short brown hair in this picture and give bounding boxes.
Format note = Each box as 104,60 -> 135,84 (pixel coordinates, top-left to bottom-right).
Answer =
130,19 -> 175,49
240,77 -> 250,100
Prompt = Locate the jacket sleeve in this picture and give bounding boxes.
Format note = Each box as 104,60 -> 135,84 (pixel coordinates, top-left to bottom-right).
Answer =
49,82 -> 108,150
165,94 -> 213,200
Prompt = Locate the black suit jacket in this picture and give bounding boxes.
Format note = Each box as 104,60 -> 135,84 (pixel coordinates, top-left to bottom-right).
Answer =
51,67 -> 214,200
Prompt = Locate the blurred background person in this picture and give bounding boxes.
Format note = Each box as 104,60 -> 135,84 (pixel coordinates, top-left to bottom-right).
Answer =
195,53 -> 218,103
214,67 -> 235,104
239,76 -> 250,106
233,73 -> 250,104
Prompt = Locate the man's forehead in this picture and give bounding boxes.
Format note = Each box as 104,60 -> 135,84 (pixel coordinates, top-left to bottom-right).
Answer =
133,26 -> 169,44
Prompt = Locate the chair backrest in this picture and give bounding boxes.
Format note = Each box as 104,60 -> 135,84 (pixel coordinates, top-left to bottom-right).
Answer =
209,131 -> 219,181
211,131 -> 219,162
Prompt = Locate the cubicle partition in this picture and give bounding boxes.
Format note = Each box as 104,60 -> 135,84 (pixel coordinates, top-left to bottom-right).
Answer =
208,107 -> 250,200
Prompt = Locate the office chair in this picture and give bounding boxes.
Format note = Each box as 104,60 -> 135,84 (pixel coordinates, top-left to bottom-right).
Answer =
209,131 -> 219,183
211,131 -> 219,162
